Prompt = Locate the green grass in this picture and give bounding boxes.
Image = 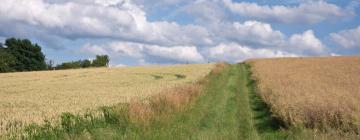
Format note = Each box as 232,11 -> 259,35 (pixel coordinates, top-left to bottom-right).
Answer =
136,62 -> 245,139
245,64 -> 289,139
5,64 -> 342,140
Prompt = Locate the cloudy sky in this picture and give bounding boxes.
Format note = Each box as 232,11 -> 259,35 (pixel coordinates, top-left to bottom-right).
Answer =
0,0 -> 359,66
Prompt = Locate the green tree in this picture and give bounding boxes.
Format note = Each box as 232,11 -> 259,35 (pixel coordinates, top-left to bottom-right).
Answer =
0,48 -> 16,72
54,55 -> 109,70
5,38 -> 47,71
81,59 -> 92,68
56,61 -> 82,70
92,55 -> 109,67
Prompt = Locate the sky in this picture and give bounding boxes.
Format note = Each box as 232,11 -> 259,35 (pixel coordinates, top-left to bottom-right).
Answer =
0,0 -> 359,66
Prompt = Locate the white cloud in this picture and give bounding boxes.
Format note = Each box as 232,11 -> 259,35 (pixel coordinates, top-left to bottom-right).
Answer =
83,41 -> 301,64
145,45 -> 205,63
223,0 -> 352,24
0,0 -> 336,65
223,21 -> 285,47
81,43 -> 108,55
206,42 -> 298,63
330,26 -> 360,48
66,18 -> 328,64
81,41 -> 205,64
0,0 -> 133,35
214,21 -> 326,55
0,0 -> 211,48
108,42 -> 145,58
289,30 -> 325,53
94,0 -> 124,7
134,0 -> 191,9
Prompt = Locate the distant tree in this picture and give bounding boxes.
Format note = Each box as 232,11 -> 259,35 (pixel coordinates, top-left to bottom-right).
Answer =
46,59 -> 55,70
55,55 -> 110,70
55,61 -> 82,70
0,49 -> 16,72
92,55 -> 109,67
4,38 -> 47,71
80,59 -> 91,68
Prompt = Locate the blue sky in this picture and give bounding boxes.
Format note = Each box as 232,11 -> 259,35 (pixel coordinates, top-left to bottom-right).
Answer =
0,0 -> 359,66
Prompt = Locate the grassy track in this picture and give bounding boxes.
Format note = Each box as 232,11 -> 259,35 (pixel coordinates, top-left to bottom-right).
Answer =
138,63 -> 247,139
129,64 -> 287,139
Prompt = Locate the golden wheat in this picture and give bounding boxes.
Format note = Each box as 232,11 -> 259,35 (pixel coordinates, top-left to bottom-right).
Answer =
247,56 -> 360,132
0,64 -> 213,134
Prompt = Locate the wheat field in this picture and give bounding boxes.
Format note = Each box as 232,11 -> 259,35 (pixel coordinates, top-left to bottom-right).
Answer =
0,64 -> 213,134
247,56 -> 360,132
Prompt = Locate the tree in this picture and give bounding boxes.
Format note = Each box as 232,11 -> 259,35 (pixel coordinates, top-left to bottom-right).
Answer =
92,55 -> 109,67
5,38 -> 47,71
54,55 -> 110,70
0,49 -> 16,72
46,59 -> 55,70
55,59 -> 94,70
55,61 -> 82,70
81,59 -> 91,68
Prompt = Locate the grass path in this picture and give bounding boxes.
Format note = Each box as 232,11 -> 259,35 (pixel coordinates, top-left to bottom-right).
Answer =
131,64 -> 286,140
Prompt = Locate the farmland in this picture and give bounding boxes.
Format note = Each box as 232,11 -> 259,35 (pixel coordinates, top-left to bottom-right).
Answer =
0,64 -> 213,135
247,56 -> 360,134
1,57 -> 360,139
18,62 -> 353,140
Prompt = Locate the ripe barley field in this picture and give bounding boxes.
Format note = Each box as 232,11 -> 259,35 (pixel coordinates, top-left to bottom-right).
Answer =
246,56 -> 360,133
0,64 -> 213,135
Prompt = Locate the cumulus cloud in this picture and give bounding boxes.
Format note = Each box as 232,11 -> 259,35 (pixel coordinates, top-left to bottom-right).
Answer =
81,42 -> 205,64
68,19 -> 328,64
83,41 -> 300,64
108,42 -> 145,58
205,42 -> 298,63
223,0 -> 353,24
81,43 -> 108,55
213,21 -> 325,55
330,26 -> 360,48
134,0 -> 191,8
145,45 -> 205,63
0,0 -> 339,65
0,0 -> 211,48
289,30 -> 325,53
219,21 -> 286,47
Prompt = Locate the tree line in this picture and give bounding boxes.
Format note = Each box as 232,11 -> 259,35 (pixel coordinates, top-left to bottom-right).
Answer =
0,38 -> 109,73
52,55 -> 109,70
